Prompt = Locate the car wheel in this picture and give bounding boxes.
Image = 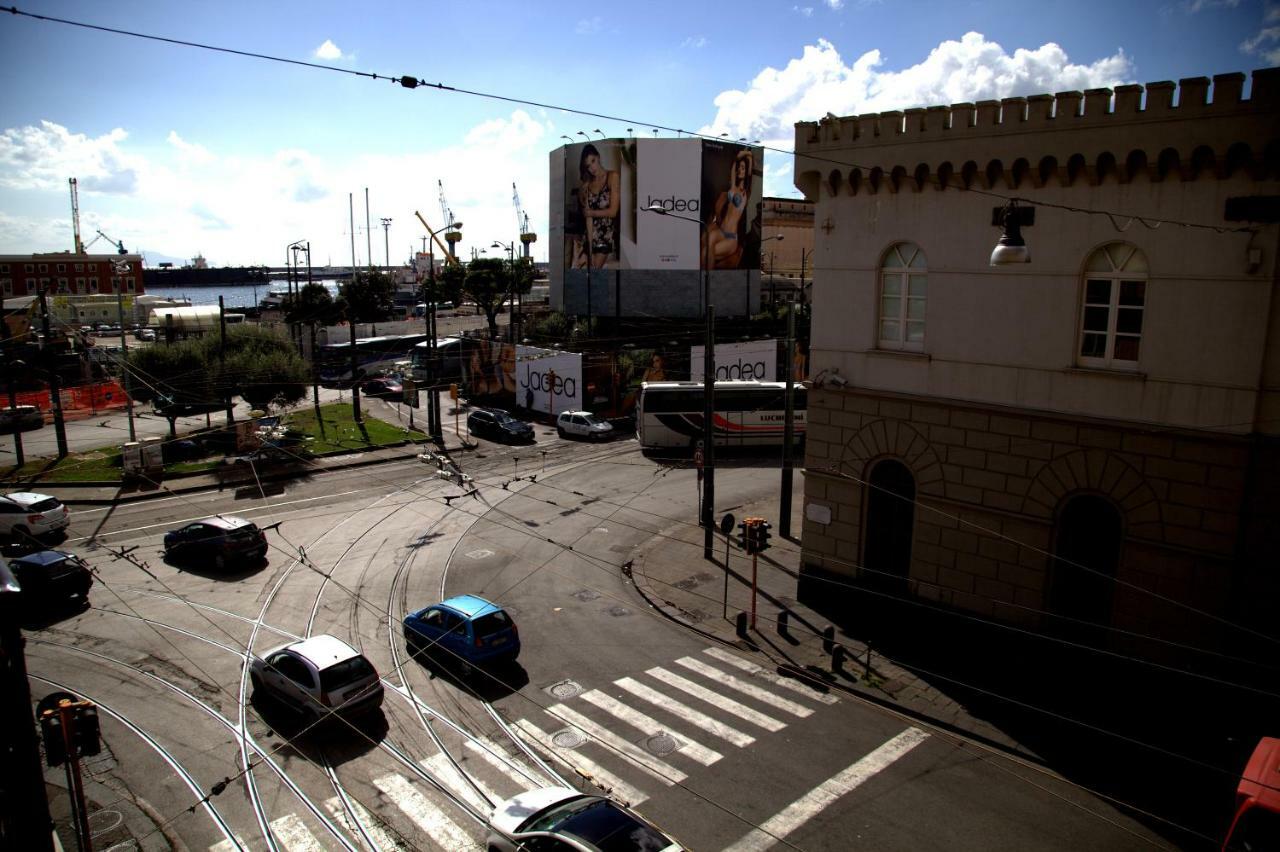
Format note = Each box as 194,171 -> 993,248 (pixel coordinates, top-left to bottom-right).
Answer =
457,659 -> 474,678
250,672 -> 263,693
213,553 -> 227,571
557,426 -> 567,438
11,525 -> 30,542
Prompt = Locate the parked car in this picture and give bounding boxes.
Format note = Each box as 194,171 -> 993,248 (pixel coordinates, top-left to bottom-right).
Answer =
134,327 -> 156,342
153,395 -> 224,417
360,377 -> 404,399
487,787 -> 681,852
403,594 -> 520,673
467,408 -> 534,443
0,405 -> 44,434
5,549 -> 92,609
0,492 -> 70,542
162,439 -> 204,463
163,516 -> 267,569
557,410 -> 615,441
249,634 -> 383,721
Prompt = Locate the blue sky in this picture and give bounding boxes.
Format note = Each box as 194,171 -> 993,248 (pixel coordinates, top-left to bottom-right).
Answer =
0,0 -> 1273,266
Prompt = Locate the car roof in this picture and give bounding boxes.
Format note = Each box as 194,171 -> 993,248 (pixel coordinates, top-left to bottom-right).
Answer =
286,634 -> 362,669
10,550 -> 76,567
3,492 -> 57,505
559,410 -> 590,417
198,515 -> 254,531
438,594 -> 504,620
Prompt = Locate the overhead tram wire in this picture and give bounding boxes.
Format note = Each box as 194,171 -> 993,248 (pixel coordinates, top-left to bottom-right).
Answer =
1,4 -> 1256,239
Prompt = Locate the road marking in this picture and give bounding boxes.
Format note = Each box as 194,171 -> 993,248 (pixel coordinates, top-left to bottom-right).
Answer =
421,752 -> 506,813
702,647 -> 840,705
208,814 -> 325,852
580,690 -> 722,766
675,657 -> 814,717
614,677 -> 755,748
372,774 -> 477,850
512,718 -> 648,806
722,727 -> 930,852
646,667 -> 786,732
323,796 -> 405,851
547,704 -> 685,784
465,737 -> 549,788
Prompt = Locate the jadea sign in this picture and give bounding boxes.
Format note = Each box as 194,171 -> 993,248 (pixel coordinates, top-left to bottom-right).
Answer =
690,339 -> 778,383
516,350 -> 582,416
634,138 -> 702,269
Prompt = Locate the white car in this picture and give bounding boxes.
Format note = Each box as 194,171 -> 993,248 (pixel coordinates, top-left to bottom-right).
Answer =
488,787 -> 681,852
557,410 -> 615,441
249,634 -> 383,723
0,492 -> 71,542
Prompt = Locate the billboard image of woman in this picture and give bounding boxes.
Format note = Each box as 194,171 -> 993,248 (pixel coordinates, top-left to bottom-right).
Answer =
700,142 -> 762,270
565,142 -> 621,270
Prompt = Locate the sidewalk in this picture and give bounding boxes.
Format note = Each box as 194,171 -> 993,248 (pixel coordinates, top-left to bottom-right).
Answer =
626,480 -> 1036,763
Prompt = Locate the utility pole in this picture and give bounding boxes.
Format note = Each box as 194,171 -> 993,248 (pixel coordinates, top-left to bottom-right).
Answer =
113,272 -> 136,443
349,193 -> 362,422
218,296 -> 233,425
780,306 -> 796,537
364,188 -> 372,271
381,217 -> 392,271
37,289 -> 69,458
2,320 -> 27,468
703,295 -> 715,560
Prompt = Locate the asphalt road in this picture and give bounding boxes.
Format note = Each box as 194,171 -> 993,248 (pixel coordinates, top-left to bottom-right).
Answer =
20,427 -> 1166,851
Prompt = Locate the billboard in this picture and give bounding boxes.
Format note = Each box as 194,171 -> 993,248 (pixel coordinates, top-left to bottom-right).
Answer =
516,347 -> 583,416
562,137 -> 764,273
690,338 -> 778,382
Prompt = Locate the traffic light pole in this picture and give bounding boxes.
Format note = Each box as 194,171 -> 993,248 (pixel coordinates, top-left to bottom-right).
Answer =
60,704 -> 92,852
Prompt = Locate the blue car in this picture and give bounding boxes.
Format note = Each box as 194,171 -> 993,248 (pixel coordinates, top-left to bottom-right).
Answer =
403,595 -> 520,673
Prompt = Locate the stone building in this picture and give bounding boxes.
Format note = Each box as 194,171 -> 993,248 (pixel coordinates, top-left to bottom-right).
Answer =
792,70 -> 1280,660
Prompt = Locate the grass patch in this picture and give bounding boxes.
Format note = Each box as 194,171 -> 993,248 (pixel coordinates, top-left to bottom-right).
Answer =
0,403 -> 418,484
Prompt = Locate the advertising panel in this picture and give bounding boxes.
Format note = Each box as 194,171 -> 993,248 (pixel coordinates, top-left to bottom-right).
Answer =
700,141 -> 764,271
516,348 -> 582,416
634,138 -> 702,269
563,139 -> 633,271
690,338 -> 778,382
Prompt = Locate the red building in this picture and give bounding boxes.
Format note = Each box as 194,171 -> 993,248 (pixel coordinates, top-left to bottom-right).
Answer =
0,252 -> 145,299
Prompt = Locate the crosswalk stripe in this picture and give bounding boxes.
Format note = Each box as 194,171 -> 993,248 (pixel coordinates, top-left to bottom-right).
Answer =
702,647 -> 840,705
647,667 -> 786,732
675,657 -> 814,717
372,774 -> 478,850
422,752 -> 506,813
580,689 -> 722,766
323,796 -> 407,851
615,677 -> 756,748
723,727 -> 930,852
265,813 -> 326,851
464,737 -> 548,789
548,704 -> 686,784
208,838 -> 244,852
512,718 -> 648,806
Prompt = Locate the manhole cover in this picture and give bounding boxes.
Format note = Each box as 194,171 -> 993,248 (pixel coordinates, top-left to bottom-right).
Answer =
572,589 -> 601,602
607,605 -> 632,617
552,728 -> 587,749
643,732 -> 679,756
465,549 -> 493,560
545,679 -> 583,700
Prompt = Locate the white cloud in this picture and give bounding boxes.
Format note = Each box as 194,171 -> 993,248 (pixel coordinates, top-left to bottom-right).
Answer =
314,39 -> 343,60
682,36 -> 708,48
0,121 -> 143,195
1183,0 -> 1240,11
1241,26 -> 1280,64
167,131 -> 214,165
794,5 -> 814,16
825,0 -> 844,9
575,16 -> 603,35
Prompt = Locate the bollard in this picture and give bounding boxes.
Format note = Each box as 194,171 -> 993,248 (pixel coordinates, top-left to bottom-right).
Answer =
821,625 -> 835,654
735,611 -> 749,639
864,644 -> 873,679
831,643 -> 846,674
777,609 -> 790,638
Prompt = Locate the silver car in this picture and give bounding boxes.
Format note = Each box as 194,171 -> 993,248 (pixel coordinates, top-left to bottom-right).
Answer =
249,634 -> 383,723
0,492 -> 71,541
557,411 -> 615,441
488,787 -> 681,852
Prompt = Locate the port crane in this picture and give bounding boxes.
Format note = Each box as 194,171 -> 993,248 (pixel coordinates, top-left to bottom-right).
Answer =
413,211 -> 462,267
513,182 -> 536,258
69,178 -> 84,253
437,180 -> 463,260
84,228 -> 128,254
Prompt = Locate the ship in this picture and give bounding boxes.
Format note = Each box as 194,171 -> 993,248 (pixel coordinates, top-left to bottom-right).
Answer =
143,254 -> 269,288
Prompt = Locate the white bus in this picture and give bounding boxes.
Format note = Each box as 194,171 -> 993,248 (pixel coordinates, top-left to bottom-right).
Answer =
636,381 -> 806,449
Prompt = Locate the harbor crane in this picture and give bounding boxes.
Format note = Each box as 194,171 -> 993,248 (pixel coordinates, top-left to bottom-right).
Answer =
85,228 -> 128,254
413,211 -> 462,267
437,180 -> 463,261
69,177 -> 84,253
513,182 -> 536,258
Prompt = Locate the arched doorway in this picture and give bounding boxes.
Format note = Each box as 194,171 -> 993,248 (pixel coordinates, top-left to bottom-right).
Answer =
1049,495 -> 1123,635
862,459 -> 916,596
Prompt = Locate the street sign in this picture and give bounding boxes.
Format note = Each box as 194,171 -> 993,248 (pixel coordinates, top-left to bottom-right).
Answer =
720,513 -> 735,536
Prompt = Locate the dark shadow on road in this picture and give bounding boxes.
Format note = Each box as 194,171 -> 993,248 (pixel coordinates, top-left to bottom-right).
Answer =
406,649 -> 530,702
250,690 -> 386,763
163,554 -> 269,581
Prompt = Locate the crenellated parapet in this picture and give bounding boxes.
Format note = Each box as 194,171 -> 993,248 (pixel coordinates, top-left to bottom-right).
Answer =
794,69 -> 1280,200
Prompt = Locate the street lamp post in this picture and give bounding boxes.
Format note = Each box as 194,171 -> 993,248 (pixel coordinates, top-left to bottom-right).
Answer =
645,204 -> 715,560
381,218 -> 393,271
760,234 -> 784,318
492,240 -> 516,343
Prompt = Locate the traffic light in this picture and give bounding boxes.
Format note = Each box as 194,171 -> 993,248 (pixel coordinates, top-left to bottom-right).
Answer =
738,520 -> 750,551
73,704 -> 101,757
755,521 -> 772,553
39,710 -> 66,767
738,518 -> 772,555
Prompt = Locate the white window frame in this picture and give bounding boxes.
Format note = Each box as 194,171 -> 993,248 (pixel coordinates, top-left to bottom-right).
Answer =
1077,243 -> 1147,370
877,243 -> 927,352
1,279 -> 11,296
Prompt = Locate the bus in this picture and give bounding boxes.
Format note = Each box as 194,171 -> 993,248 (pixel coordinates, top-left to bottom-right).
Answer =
410,337 -> 470,386
317,332 -> 433,385
636,381 -> 806,449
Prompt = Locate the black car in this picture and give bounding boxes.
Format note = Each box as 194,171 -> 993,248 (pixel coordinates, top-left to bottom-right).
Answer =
6,550 -> 93,608
360,377 -> 404,399
467,408 -> 534,443
163,516 -> 268,569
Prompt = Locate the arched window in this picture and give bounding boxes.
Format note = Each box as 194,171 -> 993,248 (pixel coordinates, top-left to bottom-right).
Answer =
878,243 -> 927,351
1078,242 -> 1147,368
1049,494 -> 1123,637
862,459 -> 916,596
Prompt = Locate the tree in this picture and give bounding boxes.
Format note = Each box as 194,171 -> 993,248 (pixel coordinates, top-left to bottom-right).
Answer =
463,257 -> 510,338
341,270 -> 397,335
282,282 -> 337,327
432,263 -> 466,309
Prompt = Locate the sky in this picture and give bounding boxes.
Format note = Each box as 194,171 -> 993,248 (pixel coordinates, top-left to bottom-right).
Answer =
0,0 -> 1274,268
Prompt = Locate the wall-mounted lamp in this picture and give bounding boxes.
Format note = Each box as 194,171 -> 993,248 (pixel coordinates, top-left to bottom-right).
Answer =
990,200 -> 1032,266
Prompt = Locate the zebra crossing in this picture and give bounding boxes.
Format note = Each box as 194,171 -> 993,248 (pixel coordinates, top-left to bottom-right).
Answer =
209,646 -> 923,851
